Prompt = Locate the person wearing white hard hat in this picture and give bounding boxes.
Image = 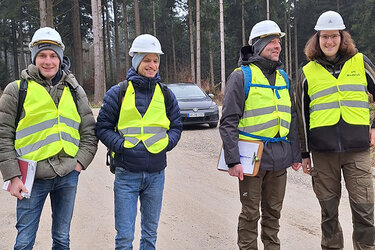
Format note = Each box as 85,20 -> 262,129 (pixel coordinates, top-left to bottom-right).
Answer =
0,27 -> 98,249
296,10 -> 375,249
96,34 -> 182,249
219,20 -> 301,249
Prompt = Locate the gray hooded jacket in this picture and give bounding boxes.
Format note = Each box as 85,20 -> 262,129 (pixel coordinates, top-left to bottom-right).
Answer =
219,45 -> 301,171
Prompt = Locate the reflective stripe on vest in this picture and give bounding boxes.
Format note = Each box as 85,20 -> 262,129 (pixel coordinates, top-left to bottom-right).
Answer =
303,53 -> 369,129
14,80 -> 81,161
237,64 -> 291,141
117,82 -> 170,154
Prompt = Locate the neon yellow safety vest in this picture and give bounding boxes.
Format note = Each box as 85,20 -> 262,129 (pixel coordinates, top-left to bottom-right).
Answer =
117,82 -> 170,154
237,64 -> 291,140
303,53 -> 369,129
14,80 -> 81,161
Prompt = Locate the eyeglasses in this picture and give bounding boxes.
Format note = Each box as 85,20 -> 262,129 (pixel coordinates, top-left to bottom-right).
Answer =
319,34 -> 340,41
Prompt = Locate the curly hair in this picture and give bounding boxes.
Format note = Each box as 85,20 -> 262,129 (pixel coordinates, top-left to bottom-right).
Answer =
304,31 -> 357,61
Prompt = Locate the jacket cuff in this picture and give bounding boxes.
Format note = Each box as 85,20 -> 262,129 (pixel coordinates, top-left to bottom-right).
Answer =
301,152 -> 310,159
75,151 -> 94,170
228,162 -> 241,168
1,160 -> 22,182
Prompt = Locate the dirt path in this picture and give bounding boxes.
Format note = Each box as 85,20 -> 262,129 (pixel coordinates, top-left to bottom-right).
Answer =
0,124 -> 372,249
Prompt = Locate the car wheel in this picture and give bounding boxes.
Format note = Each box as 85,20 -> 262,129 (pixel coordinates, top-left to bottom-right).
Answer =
209,122 -> 218,128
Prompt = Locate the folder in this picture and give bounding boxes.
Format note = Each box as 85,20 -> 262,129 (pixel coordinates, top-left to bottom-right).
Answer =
2,158 -> 37,198
217,139 -> 264,176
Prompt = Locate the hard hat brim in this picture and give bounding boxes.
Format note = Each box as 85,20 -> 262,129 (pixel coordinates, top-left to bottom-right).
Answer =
129,51 -> 164,57
314,25 -> 346,31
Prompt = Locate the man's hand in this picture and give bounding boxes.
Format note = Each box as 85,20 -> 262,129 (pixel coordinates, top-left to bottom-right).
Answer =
9,177 -> 28,200
370,128 -> 375,147
228,164 -> 244,181
75,162 -> 83,172
291,162 -> 302,171
301,158 -> 312,174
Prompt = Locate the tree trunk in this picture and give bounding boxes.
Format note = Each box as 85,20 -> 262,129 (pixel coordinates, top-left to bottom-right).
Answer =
284,9 -> 289,75
123,0 -> 130,73
241,0 -> 246,46
39,0 -> 47,27
113,0 -> 121,82
11,20 -> 19,79
172,34 -> 177,82
134,0 -> 141,36
165,54 -> 169,82
19,22 -> 25,70
294,14 -> 298,83
4,44 -> 9,84
91,0 -> 106,103
219,0 -> 225,94
152,0 -> 156,36
188,0 -> 195,82
105,2 -> 114,83
196,0 -> 201,87
102,4 -> 107,82
288,10 -> 292,79
72,0 -> 83,85
208,31 -> 214,90
46,0 -> 54,27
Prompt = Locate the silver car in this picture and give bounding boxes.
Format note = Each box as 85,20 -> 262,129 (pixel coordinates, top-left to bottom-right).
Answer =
167,83 -> 219,128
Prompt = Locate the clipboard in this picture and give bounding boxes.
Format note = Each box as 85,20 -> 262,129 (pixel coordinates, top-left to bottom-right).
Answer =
217,139 -> 264,176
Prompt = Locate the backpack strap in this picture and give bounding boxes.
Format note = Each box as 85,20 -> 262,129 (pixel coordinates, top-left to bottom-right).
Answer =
15,79 -> 28,128
67,84 -> 78,108
240,65 -> 252,100
158,82 -> 171,109
118,80 -> 128,106
117,81 -> 171,111
278,69 -> 290,90
115,80 -> 129,127
241,66 -> 290,99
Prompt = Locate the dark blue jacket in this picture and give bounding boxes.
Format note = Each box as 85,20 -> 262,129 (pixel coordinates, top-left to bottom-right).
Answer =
95,67 -> 182,173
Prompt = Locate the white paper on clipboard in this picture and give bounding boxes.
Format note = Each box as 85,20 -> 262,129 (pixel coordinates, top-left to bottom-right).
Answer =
218,140 -> 260,175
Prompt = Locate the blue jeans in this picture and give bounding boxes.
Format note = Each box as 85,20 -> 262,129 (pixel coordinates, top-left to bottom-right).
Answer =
114,167 -> 165,250
14,170 -> 80,250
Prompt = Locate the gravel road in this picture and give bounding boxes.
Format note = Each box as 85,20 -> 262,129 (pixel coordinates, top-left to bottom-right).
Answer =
0,122 -> 374,249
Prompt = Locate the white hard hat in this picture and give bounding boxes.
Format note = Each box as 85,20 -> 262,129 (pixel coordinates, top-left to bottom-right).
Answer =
248,20 -> 285,45
314,11 -> 345,31
129,34 -> 164,57
28,27 -> 65,51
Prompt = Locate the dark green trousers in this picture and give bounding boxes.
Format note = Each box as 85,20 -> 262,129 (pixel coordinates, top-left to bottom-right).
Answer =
237,169 -> 287,250
311,150 -> 375,250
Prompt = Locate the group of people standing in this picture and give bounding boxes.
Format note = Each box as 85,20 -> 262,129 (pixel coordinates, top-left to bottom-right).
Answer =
0,9 -> 373,250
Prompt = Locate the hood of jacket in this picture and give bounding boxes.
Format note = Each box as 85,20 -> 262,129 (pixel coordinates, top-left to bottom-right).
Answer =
313,51 -> 357,73
126,66 -> 161,90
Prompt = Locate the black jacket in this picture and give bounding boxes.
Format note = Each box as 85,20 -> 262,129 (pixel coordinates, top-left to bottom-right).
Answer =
296,53 -> 375,156
219,45 -> 301,171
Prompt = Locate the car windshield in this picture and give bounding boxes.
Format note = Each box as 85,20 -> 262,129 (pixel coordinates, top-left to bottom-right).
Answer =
168,84 -> 207,99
